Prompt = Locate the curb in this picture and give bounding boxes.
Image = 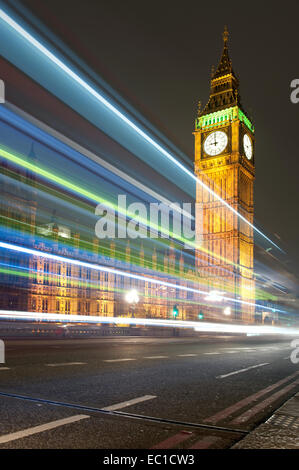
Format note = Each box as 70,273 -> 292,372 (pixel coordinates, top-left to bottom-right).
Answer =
232,391 -> 299,449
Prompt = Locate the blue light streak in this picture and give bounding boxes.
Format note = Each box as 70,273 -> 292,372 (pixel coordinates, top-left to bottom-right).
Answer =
0,7 -> 282,252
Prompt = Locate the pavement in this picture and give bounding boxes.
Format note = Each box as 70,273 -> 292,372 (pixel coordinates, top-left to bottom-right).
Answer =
0,335 -> 298,449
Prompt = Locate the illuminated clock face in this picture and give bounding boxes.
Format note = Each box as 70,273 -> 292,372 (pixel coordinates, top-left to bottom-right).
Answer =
243,134 -> 253,160
204,131 -> 228,156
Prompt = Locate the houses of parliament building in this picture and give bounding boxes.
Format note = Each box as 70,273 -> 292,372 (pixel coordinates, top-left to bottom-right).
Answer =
0,28 -> 256,324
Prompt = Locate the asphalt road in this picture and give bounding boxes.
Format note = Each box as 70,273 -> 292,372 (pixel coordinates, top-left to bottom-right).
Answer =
0,335 -> 298,449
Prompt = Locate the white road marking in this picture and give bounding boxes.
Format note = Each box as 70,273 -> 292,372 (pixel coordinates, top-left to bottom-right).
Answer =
0,415 -> 89,444
103,358 -> 136,363
221,348 -> 256,352
225,351 -> 238,354
238,349 -> 256,352
216,362 -> 270,379
144,356 -> 168,359
177,354 -> 198,357
102,395 -> 156,411
45,362 -> 86,367
204,352 -> 220,355
0,367 -> 10,371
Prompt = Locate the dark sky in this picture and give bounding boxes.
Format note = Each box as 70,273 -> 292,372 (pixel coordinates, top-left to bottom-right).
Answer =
19,0 -> 299,265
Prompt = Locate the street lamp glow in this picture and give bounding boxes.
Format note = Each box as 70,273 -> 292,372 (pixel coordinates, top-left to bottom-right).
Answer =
125,289 -> 139,304
223,307 -> 231,316
205,291 -> 225,302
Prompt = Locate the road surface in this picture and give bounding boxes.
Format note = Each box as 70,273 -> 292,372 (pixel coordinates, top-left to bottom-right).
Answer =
0,335 -> 298,448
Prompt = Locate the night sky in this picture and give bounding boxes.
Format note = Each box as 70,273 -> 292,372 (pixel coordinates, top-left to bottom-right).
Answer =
18,0 -> 299,269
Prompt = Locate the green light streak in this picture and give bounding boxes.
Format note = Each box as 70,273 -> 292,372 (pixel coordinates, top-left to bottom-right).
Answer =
0,145 -> 192,246
0,144 -> 254,275
0,265 -> 274,308
1,146 -> 276,301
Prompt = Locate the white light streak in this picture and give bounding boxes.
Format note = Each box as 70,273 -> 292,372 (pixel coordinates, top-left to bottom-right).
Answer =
0,241 -> 284,313
0,310 -> 297,336
0,8 -> 281,251
204,290 -> 225,302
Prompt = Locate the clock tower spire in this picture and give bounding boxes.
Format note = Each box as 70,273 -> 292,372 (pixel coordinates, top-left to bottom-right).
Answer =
200,26 -> 243,117
194,28 -> 255,323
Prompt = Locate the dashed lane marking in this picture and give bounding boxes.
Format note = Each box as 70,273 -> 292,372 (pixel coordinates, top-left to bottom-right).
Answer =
216,363 -> 270,379
102,395 -> 156,411
177,354 -> 198,357
103,358 -> 136,363
0,415 -> 90,444
144,356 -> 168,359
46,362 -> 86,367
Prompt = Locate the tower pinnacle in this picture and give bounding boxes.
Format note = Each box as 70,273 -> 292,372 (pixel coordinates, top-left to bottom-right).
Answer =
223,25 -> 229,44
199,27 -> 241,115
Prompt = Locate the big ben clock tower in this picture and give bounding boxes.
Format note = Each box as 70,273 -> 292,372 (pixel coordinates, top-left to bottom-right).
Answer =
194,27 -> 255,323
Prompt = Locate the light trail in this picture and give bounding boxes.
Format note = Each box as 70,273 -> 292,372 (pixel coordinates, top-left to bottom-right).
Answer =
0,241 -> 286,313
0,310 -> 297,336
5,103 -> 193,222
0,214 -> 277,302
0,145 -> 192,247
0,263 -> 260,313
0,145 -> 268,279
0,7 -> 282,252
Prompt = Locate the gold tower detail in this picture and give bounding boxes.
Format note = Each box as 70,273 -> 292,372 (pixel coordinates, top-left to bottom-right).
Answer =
194,27 -> 255,322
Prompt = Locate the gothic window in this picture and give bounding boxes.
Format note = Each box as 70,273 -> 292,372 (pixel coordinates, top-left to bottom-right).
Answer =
66,265 -> 72,287
44,262 -> 49,285
57,265 -> 61,286
42,298 -> 48,312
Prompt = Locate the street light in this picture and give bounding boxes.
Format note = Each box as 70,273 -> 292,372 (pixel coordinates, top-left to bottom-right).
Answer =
223,306 -> 231,316
204,290 -> 225,302
125,289 -> 139,318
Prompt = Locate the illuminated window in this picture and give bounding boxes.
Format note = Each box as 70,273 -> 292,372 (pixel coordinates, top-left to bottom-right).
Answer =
44,262 -> 49,285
